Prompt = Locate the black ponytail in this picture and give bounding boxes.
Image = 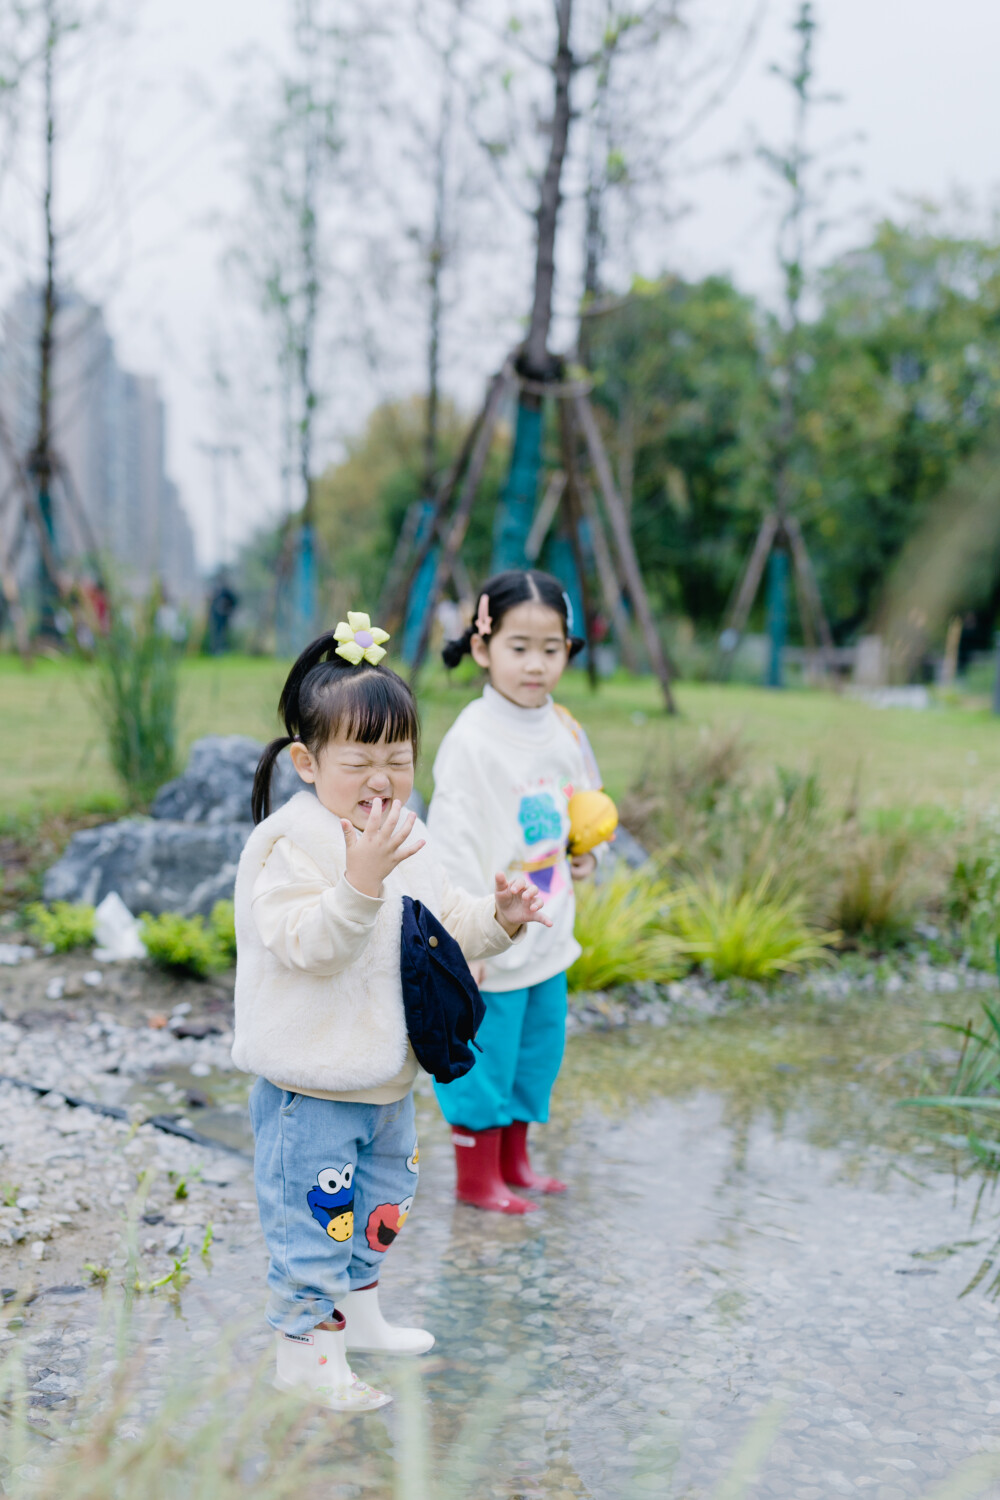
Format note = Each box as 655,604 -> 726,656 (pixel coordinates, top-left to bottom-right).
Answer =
252,627 -> 420,825
442,624 -> 476,669
441,568 -> 585,667
251,736 -> 295,825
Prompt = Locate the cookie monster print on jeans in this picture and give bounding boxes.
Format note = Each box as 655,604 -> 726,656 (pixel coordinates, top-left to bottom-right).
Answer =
249,1079 -> 420,1336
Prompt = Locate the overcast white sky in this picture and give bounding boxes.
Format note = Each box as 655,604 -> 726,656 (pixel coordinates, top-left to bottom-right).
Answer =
4,0 -> 1000,569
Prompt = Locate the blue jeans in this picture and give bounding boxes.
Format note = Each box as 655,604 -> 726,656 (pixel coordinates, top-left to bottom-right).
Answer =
433,970 -> 568,1132
248,1079 -> 420,1335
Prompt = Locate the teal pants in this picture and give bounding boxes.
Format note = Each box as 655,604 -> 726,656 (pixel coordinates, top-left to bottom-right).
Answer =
434,971 -> 568,1132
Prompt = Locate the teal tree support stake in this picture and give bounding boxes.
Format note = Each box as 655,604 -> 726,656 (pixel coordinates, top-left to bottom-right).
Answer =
766,546 -> 788,689
402,503 -> 439,665
492,400 -> 543,573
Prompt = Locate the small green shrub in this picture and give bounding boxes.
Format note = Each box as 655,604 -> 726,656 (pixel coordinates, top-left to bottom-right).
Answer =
24,900 -> 96,952
209,898 -> 236,955
140,900 -> 236,977
569,866 -> 687,992
666,873 -> 836,981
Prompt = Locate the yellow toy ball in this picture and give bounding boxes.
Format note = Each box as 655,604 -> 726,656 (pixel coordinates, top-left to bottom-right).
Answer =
567,789 -> 618,856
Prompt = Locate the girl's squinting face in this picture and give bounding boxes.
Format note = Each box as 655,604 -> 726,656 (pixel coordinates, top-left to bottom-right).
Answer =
471,600 -> 570,708
289,732 -> 415,828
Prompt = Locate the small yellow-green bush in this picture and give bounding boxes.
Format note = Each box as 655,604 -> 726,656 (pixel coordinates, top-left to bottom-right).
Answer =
666,873 -> 836,981
24,900 -> 96,952
140,900 -> 236,978
569,867 -> 686,992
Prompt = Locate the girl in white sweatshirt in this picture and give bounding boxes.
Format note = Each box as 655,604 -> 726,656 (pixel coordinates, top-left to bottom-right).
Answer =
232,616 -> 550,1413
427,570 -> 604,1215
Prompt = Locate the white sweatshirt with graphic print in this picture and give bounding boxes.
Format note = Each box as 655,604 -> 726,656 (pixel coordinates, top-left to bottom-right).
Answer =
427,684 -> 602,993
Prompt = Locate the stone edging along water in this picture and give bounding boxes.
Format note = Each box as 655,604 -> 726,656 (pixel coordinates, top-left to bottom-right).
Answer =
567,952 -> 999,1032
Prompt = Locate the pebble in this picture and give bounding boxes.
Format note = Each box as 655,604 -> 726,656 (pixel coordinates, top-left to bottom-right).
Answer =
0,944 -> 36,966
1,958 -> 999,1496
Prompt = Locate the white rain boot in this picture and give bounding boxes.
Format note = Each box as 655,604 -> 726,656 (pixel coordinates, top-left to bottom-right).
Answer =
273,1315 -> 391,1411
341,1284 -> 435,1355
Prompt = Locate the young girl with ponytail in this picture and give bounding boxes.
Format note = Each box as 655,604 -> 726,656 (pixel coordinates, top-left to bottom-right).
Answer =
232,614 -> 551,1413
428,569 -> 605,1215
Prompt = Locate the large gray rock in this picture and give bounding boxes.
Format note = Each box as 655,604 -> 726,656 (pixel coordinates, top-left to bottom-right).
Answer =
44,735 -> 309,919
44,734 -> 429,921
151,735 -> 301,825
43,819 -> 250,918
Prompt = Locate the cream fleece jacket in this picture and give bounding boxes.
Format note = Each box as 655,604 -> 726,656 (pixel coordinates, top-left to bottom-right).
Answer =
232,790 -> 515,1101
427,685 -> 602,992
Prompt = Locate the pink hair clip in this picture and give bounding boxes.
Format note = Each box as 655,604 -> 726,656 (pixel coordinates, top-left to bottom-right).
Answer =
474,593 -> 492,637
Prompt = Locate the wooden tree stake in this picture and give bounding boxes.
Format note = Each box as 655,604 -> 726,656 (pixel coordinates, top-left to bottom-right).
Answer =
573,392 -> 676,713
408,366 -> 514,680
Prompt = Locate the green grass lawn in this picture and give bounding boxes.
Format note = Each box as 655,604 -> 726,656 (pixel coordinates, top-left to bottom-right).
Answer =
2,652 -> 1000,817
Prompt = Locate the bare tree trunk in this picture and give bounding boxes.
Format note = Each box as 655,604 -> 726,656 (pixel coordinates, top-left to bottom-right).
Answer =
293,0 -> 321,645
33,0 -> 59,632
618,393 -> 634,518
523,0 -> 574,378
423,66 -> 452,495
492,0 -> 575,572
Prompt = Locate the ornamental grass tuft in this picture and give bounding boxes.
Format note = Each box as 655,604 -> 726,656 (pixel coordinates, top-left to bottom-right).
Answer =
91,587 -> 182,807
666,872 -> 837,982
568,866 -> 686,992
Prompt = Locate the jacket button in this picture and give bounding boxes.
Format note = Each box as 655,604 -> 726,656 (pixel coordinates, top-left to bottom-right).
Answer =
428,935 -> 439,948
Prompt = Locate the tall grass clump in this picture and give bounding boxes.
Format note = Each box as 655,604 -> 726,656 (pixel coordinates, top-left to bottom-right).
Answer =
568,867 -> 686,991
624,736 -> 837,918
948,809 -> 1000,968
666,872 -> 837,982
91,588 -> 181,806
831,829 -> 923,946
901,944 -> 1000,1166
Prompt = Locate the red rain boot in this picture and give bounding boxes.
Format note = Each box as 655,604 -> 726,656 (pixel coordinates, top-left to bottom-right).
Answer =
452,1127 -> 538,1214
500,1120 -> 567,1194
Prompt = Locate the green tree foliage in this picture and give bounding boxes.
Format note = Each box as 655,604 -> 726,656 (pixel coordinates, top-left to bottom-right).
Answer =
801,215 -> 1000,632
310,395 -> 508,617
234,211 -> 1000,650
587,212 -> 1000,640
586,272 -> 772,624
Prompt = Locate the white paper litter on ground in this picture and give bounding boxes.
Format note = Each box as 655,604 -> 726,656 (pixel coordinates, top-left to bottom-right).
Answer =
93,892 -> 147,962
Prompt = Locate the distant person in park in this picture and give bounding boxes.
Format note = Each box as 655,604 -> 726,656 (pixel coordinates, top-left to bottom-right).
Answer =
232,615 -> 551,1412
206,576 -> 238,654
430,569 -> 606,1214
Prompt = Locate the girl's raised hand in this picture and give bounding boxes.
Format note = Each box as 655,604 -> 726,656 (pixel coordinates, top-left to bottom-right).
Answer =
341,798 -> 425,898
493,871 -> 553,936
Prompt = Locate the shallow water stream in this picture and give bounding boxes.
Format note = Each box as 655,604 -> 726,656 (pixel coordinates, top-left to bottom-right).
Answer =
8,985 -> 1000,1498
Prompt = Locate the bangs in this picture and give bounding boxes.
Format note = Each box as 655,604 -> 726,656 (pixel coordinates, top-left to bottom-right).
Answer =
315,668 -> 420,755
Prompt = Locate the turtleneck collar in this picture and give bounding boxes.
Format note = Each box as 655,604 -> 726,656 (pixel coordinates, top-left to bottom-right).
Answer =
481,682 -> 556,743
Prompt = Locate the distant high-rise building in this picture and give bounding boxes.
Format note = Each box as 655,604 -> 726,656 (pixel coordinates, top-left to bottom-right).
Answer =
0,284 -> 198,602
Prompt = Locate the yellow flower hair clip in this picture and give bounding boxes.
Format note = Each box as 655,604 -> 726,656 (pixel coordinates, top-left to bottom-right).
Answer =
333,611 -> 390,666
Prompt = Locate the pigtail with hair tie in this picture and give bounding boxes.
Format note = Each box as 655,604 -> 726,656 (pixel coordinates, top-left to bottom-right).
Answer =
441,623 -> 477,670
